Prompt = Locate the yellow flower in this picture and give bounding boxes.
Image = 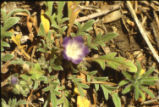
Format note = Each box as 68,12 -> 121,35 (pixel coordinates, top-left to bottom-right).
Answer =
139,69 -> 145,76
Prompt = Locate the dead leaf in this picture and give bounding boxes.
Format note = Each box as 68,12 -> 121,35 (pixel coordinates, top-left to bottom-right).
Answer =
102,10 -> 122,23
40,9 -> 50,34
67,1 -> 81,36
77,96 -> 91,107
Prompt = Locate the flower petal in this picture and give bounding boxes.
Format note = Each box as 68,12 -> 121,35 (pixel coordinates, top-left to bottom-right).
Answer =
83,45 -> 89,56
73,36 -> 84,43
11,76 -> 18,85
63,37 -> 72,47
72,58 -> 83,64
62,36 -> 89,64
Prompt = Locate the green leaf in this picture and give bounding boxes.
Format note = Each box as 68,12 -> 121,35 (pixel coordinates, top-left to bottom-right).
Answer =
1,9 -> 7,22
63,96 -> 70,107
37,47 -> 47,53
79,83 -> 89,89
79,20 -> 95,32
1,98 -> 9,107
1,30 -> 13,38
87,75 -> 91,83
16,99 -> 27,105
94,58 -> 105,70
87,70 -> 98,76
141,86 -> 155,98
122,84 -> 132,94
71,66 -> 79,73
112,93 -> 121,107
142,77 -> 158,83
134,85 -> 140,100
104,85 -> 117,90
33,81 -> 39,90
50,91 -> 57,107
135,61 -> 142,78
122,71 -> 133,81
77,85 -> 86,97
43,86 -> 50,92
10,58 -> 25,65
142,67 -> 155,77
1,47 -> 4,51
57,1 -> 65,24
51,13 -> 58,28
106,55 -> 137,72
58,96 -> 70,107
118,80 -> 129,87
8,98 -> 17,107
1,41 -> 10,48
123,60 -> 137,73
29,63 -> 44,80
69,75 -> 88,97
139,89 -> 146,101
61,17 -> 69,23
95,84 -> 99,91
7,9 -> 30,18
3,17 -> 20,31
101,85 -> 111,100
39,76 -> 48,83
87,35 -> 98,50
90,32 -> 118,49
20,74 -> 30,81
38,23 -> 46,36
142,81 -> 156,85
45,1 -> 54,17
53,65 -> 63,71
103,32 -> 118,43
2,54 -> 14,62
43,100 -> 48,107
93,52 -> 137,72
94,77 -> 108,81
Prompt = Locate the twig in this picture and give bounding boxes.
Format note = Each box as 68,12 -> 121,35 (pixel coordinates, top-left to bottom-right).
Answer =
151,21 -> 159,49
153,11 -> 159,33
86,81 -> 117,86
126,1 -> 159,63
26,89 -> 34,107
75,4 -> 120,23
141,96 -> 159,105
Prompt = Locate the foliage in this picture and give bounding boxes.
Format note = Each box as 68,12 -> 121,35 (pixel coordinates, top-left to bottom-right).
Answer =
1,98 -> 27,107
92,52 -> 137,72
119,62 -> 158,101
87,70 -> 121,107
1,8 -> 30,66
1,8 -> 30,51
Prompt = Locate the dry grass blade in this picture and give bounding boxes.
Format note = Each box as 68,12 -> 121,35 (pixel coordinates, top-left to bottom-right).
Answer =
126,1 -> 159,63
75,4 -> 120,23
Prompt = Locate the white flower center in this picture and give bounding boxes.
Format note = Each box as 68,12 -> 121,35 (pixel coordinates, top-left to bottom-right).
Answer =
65,41 -> 83,60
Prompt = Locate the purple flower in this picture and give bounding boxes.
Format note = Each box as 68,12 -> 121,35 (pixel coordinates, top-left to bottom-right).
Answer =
62,36 -> 89,64
11,76 -> 18,85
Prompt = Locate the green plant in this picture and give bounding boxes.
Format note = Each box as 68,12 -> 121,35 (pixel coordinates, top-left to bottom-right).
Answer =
36,2 -> 126,106
1,8 -> 30,67
87,70 -> 121,107
1,98 -> 26,107
119,62 -> 158,101
1,8 -> 30,51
